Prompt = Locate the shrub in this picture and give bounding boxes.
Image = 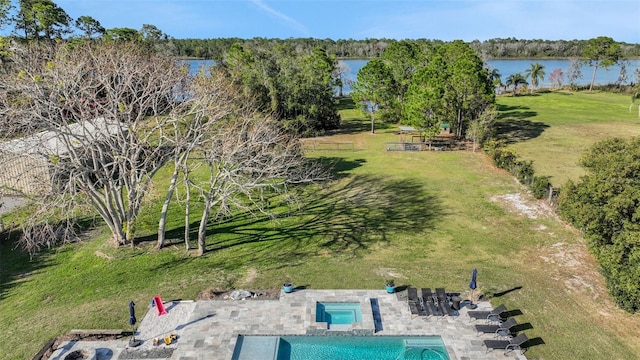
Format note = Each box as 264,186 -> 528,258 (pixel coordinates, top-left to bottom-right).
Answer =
531,176 -> 551,199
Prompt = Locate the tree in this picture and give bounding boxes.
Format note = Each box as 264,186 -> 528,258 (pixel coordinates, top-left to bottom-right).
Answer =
105,27 -> 140,42
558,137 -> 640,312
75,15 -> 105,38
505,73 -> 528,95
0,42 -> 192,249
567,57 -> 583,90
379,40 -> 423,122
548,68 -> 564,89
155,69 -> 239,250
616,60 -> 630,86
14,0 -> 71,41
332,60 -> 350,97
0,0 -> 11,31
489,67 -> 503,93
220,44 -> 339,136
351,58 -> 394,134
583,36 -> 623,91
192,112 -> 329,256
403,41 -> 494,139
524,62 -> 545,92
466,105 -> 497,151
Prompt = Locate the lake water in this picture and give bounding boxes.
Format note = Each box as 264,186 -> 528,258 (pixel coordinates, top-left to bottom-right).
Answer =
187,58 -> 640,94
338,59 -> 640,93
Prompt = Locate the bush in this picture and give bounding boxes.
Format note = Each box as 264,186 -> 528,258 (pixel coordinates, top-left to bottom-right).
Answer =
531,176 -> 551,199
513,160 -> 534,184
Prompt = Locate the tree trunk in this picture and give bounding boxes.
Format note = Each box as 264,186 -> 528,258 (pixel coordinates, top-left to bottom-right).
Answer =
157,163 -> 181,249
183,167 -> 192,250
589,65 -> 598,92
370,112 -> 375,134
197,202 -> 211,256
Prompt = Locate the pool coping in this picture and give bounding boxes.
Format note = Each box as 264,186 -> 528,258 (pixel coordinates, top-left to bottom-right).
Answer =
49,289 -> 528,360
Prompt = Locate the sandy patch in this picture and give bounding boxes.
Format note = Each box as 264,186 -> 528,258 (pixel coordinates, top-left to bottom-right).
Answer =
490,193 -> 555,219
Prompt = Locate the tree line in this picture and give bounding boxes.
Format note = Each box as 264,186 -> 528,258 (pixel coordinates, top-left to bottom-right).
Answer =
172,37 -> 640,61
1,1 -> 639,61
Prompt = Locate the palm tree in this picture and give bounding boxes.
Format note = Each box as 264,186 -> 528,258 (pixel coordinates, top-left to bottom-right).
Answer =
489,68 -> 504,94
525,62 -> 546,93
506,73 -> 528,96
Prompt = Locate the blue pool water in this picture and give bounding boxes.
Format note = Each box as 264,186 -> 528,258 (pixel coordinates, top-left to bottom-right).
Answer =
232,335 -> 450,360
315,302 -> 363,324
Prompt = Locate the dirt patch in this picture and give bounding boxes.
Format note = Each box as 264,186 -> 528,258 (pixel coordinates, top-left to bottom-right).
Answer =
490,193 -> 555,219
373,268 -> 405,281
196,288 -> 281,300
538,242 -> 607,299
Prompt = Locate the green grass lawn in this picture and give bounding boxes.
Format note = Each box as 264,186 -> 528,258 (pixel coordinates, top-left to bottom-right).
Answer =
496,90 -> 640,186
2,94 -> 640,359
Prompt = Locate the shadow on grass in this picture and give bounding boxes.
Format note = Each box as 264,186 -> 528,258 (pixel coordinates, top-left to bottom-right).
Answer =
494,120 -> 549,144
208,174 -> 443,260
0,225 -> 72,301
491,286 -> 523,297
523,337 -> 545,352
512,323 -> 534,333
142,171 -> 444,266
313,157 -> 366,178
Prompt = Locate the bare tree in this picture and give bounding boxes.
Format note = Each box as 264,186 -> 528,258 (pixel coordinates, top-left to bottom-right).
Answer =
0,42 -> 193,248
191,111 -> 330,256
155,69 -> 239,250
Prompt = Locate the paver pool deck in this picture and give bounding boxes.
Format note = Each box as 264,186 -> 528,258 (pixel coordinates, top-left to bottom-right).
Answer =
49,289 -> 528,360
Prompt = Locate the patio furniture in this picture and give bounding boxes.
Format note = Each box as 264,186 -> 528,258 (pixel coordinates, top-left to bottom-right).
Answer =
436,288 -> 458,316
474,318 -> 518,338
407,287 -> 426,317
421,288 -> 442,316
483,333 -> 528,354
468,304 -> 508,323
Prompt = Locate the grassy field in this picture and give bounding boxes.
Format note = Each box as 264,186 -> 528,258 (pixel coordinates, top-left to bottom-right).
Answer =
1,94 -> 640,359
496,90 -> 640,186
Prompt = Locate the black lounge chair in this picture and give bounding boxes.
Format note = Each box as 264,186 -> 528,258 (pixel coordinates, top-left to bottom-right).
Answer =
435,288 -> 458,316
483,333 -> 528,354
475,318 -> 518,337
421,288 -> 441,317
407,287 -> 426,317
468,304 -> 508,323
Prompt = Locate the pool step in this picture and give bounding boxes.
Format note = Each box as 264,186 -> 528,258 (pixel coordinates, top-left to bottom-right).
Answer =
231,335 -> 279,360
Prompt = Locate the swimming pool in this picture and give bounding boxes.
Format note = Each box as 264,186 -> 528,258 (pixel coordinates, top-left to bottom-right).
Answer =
315,302 -> 363,325
232,335 -> 450,360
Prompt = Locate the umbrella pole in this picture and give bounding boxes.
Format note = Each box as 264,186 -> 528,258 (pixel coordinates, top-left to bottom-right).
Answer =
129,325 -> 140,347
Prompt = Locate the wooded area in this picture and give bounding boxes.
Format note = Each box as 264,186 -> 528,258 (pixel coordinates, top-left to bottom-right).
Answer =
170,37 -> 640,61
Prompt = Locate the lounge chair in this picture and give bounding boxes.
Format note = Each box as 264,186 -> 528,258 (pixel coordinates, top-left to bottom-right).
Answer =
468,304 -> 507,323
475,318 -> 518,338
421,288 -> 441,316
483,333 -> 528,354
407,287 -> 426,317
435,288 -> 458,316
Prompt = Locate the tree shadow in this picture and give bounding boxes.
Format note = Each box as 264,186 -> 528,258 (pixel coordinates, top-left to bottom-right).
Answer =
313,157 -> 366,178
494,120 -> 549,144
0,229 -> 52,301
144,172 -> 445,265
204,174 -> 444,261
135,157 -> 368,246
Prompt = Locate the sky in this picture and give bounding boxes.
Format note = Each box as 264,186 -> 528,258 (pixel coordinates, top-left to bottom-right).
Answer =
52,0 -> 640,43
